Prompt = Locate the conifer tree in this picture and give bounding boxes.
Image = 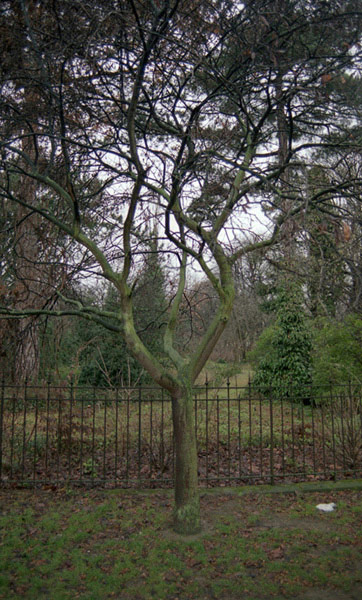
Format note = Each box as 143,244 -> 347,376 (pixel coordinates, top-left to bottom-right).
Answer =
253,285 -> 312,400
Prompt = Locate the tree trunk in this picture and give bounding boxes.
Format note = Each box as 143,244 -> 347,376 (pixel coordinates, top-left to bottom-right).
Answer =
14,205 -> 41,384
172,387 -> 200,534
15,317 -> 40,384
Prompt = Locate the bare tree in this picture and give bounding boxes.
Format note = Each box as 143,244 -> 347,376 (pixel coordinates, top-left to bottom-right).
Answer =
0,0 -> 361,532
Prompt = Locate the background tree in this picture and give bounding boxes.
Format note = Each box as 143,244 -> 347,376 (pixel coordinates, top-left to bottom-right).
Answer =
39,285 -> 143,387
252,284 -> 312,400
39,240 -> 168,387
312,314 -> 362,387
185,250 -> 270,364
0,1 -> 46,382
132,230 -> 168,358
0,0 -> 103,383
0,0 -> 361,533
226,249 -> 271,362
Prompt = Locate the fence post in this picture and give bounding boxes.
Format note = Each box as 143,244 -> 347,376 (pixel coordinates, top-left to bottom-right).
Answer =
238,384 -> 241,480
248,375 -> 252,478
216,379 -> 220,481
269,395 -> 274,485
68,376 -> 74,481
259,390 -> 263,478
114,386 -> 119,486
21,379 -> 28,480
0,377 -> 4,481
138,386 -> 142,482
348,378 -> 355,477
330,382 -> 336,480
45,377 -> 51,474
227,377 -> 231,482
359,385 -> 362,456
205,373 -> 209,486
32,379 -> 39,483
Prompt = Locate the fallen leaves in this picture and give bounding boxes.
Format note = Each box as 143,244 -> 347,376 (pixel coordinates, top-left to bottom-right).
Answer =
266,545 -> 286,560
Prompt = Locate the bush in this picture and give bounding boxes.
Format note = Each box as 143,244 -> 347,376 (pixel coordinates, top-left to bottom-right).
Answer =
312,314 -> 362,387
251,285 -> 312,400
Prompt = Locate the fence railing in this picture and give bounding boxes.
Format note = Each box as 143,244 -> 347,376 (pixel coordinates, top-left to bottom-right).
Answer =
0,378 -> 361,488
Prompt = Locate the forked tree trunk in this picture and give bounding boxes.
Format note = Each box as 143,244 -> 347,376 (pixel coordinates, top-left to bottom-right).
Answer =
171,387 -> 200,534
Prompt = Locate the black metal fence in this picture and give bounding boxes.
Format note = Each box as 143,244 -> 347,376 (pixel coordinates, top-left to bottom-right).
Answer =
1,378 -> 361,488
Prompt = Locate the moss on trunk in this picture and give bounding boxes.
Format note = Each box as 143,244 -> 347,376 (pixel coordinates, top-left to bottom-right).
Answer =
173,494 -> 201,534
172,388 -> 201,534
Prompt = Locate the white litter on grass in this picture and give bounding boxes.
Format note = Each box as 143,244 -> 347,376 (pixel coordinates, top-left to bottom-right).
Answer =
316,503 -> 337,513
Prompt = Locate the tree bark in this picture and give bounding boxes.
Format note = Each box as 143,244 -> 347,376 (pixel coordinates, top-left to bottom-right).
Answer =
14,198 -> 41,385
172,386 -> 200,534
15,317 -> 40,384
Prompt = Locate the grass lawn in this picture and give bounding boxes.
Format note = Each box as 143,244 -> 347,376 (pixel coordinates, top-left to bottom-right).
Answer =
1,482 -> 362,599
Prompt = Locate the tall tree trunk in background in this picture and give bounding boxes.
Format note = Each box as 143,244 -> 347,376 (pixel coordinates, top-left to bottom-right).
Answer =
11,2 -> 44,384
348,198 -> 362,313
272,0 -> 297,275
14,174 -> 41,384
275,65 -> 296,270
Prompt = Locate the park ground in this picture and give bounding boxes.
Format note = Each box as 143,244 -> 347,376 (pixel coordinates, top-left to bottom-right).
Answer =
1,481 -> 362,600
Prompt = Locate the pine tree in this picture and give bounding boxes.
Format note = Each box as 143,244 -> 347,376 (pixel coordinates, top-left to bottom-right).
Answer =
253,285 -> 312,400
